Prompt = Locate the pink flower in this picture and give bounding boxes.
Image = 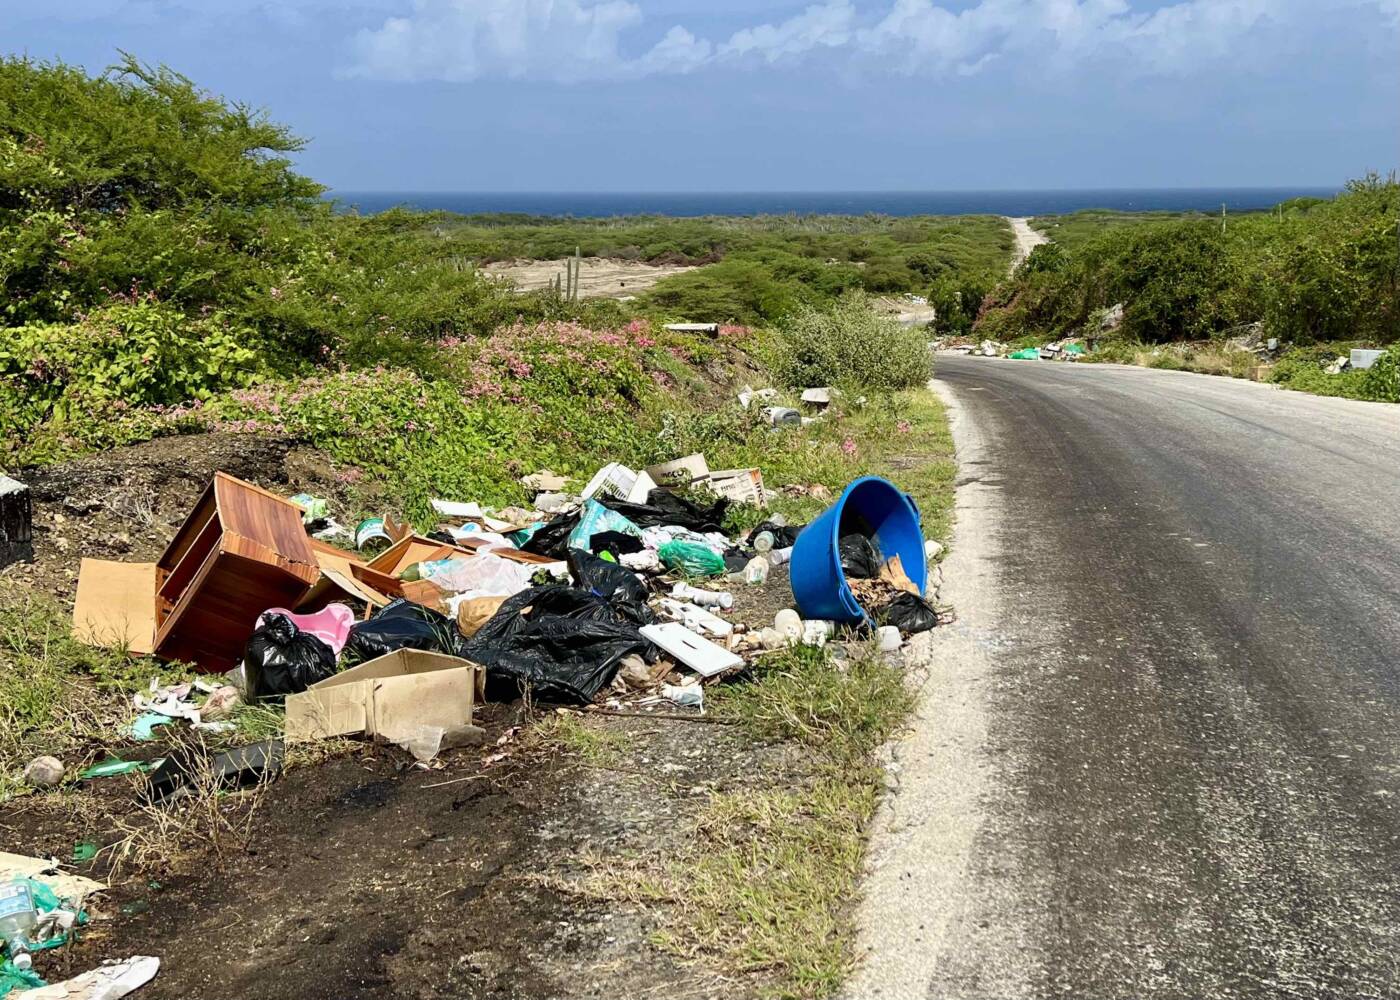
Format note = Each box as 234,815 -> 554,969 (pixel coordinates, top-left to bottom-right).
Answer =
840,437 -> 858,456
896,420 -> 912,434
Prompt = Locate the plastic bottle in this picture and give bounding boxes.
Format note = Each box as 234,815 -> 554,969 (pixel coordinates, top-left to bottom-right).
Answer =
671,582 -> 733,610
768,545 -> 794,566
742,556 -> 769,585
752,531 -> 775,553
0,882 -> 37,971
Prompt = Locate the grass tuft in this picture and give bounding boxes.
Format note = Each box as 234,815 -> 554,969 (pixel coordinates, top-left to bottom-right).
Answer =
528,712 -> 633,768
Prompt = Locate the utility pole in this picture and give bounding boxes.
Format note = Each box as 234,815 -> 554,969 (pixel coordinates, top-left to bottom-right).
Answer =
1221,203 -> 1227,235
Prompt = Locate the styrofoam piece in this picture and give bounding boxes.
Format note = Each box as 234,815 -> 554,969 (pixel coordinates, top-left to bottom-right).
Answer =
1351,348 -> 1385,370
431,499 -> 484,518
658,598 -> 734,638
641,622 -> 743,677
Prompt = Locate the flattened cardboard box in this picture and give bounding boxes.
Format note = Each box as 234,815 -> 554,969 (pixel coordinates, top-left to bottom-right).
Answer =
284,649 -> 486,744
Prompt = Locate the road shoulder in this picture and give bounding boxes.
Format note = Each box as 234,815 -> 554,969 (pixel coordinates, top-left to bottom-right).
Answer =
844,379 -> 1032,999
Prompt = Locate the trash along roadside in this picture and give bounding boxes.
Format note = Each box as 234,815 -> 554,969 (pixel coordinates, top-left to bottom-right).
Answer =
12,417 -> 949,992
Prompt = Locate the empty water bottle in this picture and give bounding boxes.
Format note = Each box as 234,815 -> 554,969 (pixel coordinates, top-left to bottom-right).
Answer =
0,881 -> 37,971
752,531 -> 776,553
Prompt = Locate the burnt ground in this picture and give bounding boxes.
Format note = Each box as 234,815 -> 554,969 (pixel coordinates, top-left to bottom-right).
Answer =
2,710 -> 810,1000
0,431 -> 820,999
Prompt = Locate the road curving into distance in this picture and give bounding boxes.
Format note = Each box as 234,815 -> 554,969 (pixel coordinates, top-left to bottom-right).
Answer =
847,356 -> 1400,1000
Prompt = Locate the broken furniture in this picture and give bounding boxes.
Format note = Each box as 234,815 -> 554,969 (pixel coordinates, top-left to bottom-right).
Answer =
73,473 -> 320,670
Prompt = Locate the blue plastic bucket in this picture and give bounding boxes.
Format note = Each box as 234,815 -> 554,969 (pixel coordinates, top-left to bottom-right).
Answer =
789,476 -> 927,623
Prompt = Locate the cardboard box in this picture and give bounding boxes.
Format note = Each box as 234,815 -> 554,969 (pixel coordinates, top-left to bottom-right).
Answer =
644,454 -> 711,486
284,649 -> 486,744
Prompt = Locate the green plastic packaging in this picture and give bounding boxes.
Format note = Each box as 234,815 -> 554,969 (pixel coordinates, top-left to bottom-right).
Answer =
1009,347 -> 1040,360
659,541 -> 726,577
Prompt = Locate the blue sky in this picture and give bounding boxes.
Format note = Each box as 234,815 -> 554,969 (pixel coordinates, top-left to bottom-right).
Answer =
4,1 -> 1397,191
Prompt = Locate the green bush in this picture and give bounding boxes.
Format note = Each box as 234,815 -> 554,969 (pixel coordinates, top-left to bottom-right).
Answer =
1362,350 -> 1400,402
977,176 -> 1400,348
0,298 -> 260,444
770,293 -> 933,391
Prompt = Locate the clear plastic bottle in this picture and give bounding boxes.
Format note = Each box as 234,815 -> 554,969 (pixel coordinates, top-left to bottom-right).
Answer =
752,531 -> 775,553
0,881 -> 37,971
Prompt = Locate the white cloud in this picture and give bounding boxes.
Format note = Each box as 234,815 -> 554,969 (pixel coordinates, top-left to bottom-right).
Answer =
345,0 -> 1399,82
347,0 -> 645,82
719,2 -> 857,63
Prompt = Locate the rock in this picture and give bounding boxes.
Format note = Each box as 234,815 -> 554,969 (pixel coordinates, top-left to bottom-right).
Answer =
200,685 -> 242,721
1099,303 -> 1125,332
23,755 -> 64,788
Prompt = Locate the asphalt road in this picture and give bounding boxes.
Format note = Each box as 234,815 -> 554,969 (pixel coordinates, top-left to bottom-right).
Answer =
848,358 -> 1400,999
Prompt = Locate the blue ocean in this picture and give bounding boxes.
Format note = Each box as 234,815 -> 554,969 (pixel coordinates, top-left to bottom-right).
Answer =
327,187 -> 1339,218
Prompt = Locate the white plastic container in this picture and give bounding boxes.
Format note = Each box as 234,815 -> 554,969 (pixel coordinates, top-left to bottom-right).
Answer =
774,609 -> 802,639
671,582 -> 733,610
877,625 -> 903,652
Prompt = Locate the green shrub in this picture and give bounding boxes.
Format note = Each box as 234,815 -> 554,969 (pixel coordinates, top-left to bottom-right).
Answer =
0,298 -> 260,447
1362,349 -> 1400,402
770,293 -> 933,391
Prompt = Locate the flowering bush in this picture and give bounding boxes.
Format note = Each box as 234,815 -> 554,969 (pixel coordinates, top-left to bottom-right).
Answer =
195,320 -> 661,519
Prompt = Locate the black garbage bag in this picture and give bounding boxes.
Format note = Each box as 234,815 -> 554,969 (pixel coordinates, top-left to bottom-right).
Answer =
567,548 -> 652,623
465,584 -> 650,704
745,520 -> 805,549
598,489 -> 729,532
245,614 -> 338,696
876,592 -> 939,634
519,513 -> 580,560
341,598 -> 470,664
839,533 -> 882,579
590,530 -> 644,559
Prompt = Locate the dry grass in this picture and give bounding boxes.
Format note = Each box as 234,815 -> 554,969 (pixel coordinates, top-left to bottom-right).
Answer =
103,731 -> 273,879
553,645 -> 913,999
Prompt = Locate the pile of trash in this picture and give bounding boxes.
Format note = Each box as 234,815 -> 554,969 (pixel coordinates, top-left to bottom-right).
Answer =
0,852 -> 157,999
64,455 -> 942,747
13,455 -> 948,992
942,338 -> 1089,361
